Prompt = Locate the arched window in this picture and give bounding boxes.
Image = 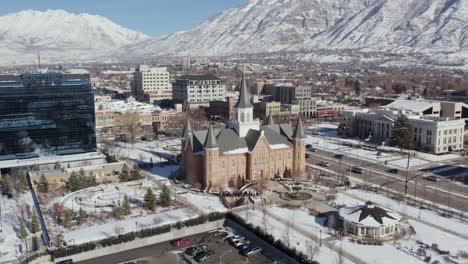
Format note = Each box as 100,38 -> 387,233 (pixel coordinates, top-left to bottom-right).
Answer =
240,112 -> 245,122
246,113 -> 250,122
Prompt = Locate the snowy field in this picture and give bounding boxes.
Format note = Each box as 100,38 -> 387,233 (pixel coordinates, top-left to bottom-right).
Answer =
265,205 -> 329,239
63,207 -> 196,245
238,209 -> 355,264
0,193 -> 34,263
178,192 -> 227,214
306,124 -> 461,170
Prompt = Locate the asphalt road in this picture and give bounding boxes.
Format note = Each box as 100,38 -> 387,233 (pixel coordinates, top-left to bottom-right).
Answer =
307,149 -> 468,212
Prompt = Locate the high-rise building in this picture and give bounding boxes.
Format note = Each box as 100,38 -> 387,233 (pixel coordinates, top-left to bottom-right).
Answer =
132,65 -> 172,103
172,74 -> 226,108
272,85 -> 315,117
0,73 -> 96,160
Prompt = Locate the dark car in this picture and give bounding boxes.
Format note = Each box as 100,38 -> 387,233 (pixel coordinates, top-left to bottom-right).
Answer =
306,144 -> 313,149
305,153 -> 311,159
238,243 -> 252,251
194,250 -> 215,262
387,168 -> 399,174
185,245 -> 208,257
334,154 -> 344,159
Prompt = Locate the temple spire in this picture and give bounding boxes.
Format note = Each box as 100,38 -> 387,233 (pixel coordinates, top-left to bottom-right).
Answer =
264,114 -> 274,126
293,118 -> 306,139
182,117 -> 192,139
236,65 -> 253,109
204,124 -> 218,148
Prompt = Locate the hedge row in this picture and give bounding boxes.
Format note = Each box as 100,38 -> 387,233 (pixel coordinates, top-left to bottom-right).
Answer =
226,212 -> 319,264
52,212 -> 225,259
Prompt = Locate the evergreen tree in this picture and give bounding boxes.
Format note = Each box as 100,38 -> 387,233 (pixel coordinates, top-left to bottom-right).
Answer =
1,174 -> 12,195
159,184 -> 171,207
63,210 -> 72,228
37,174 -> 49,193
31,211 -> 40,234
19,219 -> 28,251
390,114 -> 412,151
18,174 -> 29,192
68,172 -> 80,192
54,161 -> 61,170
143,188 -> 156,211
130,165 -> 142,181
337,119 -> 350,138
122,194 -> 131,215
119,164 -> 130,182
86,172 -> 97,187
77,207 -> 87,224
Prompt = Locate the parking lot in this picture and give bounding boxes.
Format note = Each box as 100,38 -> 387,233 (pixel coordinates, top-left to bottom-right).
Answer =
77,229 -> 274,264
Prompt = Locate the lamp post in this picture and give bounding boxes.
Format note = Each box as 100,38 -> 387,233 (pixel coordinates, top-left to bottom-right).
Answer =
94,201 -> 97,214
319,230 -> 322,246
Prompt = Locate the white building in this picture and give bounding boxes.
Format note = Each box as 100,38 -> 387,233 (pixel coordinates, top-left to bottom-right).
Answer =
339,202 -> 401,239
172,74 -> 226,108
132,65 -> 172,103
344,108 -> 465,154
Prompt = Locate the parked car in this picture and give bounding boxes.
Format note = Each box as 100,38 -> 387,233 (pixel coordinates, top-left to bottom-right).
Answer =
318,161 -> 330,167
194,250 -> 215,262
305,153 -> 311,159
185,245 -> 208,257
334,154 -> 344,159
227,235 -> 243,243
172,238 -> 191,247
310,148 -> 317,152
387,168 -> 399,174
422,175 -> 439,182
351,166 -> 364,174
241,246 -> 262,256
238,243 -> 252,251
233,239 -> 247,247
306,144 -> 313,149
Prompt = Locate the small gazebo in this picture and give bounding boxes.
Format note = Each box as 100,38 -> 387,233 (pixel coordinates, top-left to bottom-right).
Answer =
339,201 -> 401,239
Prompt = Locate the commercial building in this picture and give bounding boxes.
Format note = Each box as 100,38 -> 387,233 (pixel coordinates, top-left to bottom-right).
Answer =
316,101 -> 345,117
181,73 -> 306,190
0,73 -> 96,160
132,65 -> 172,103
209,97 -> 237,121
271,85 -> 315,117
343,108 -> 465,154
172,74 -> 226,109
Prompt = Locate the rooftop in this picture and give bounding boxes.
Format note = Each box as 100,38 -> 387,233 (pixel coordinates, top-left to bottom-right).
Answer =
339,202 -> 401,227
176,74 -> 221,81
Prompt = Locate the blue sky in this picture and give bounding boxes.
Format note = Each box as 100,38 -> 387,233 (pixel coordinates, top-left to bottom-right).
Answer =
0,0 -> 243,36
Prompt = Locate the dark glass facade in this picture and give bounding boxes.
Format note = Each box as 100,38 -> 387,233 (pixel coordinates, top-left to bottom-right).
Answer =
0,73 -> 96,160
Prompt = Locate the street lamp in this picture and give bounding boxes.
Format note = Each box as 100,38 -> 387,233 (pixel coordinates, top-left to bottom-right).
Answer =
319,230 -> 322,246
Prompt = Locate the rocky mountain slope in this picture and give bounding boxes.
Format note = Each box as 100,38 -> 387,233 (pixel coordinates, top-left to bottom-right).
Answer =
122,0 -> 468,61
0,9 -> 148,65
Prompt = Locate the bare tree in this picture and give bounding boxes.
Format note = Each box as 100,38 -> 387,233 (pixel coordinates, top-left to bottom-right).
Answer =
120,112 -> 141,147
306,240 -> 320,261
336,244 -> 345,264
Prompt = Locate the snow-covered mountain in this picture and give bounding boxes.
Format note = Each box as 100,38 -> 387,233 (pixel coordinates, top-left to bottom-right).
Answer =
0,9 -> 148,65
122,0 -> 468,59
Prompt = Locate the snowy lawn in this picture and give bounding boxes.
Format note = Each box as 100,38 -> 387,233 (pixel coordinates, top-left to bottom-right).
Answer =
238,209 -> 355,264
63,207 -> 196,245
178,192 -> 227,214
265,205 -> 330,239
0,193 -> 35,262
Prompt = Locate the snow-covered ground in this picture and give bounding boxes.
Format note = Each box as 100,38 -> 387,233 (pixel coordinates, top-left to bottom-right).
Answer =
306,124 -> 461,170
178,192 -> 227,214
63,207 -> 196,245
0,193 -> 35,263
265,205 -> 329,239
338,190 -> 468,238
238,209 -> 355,264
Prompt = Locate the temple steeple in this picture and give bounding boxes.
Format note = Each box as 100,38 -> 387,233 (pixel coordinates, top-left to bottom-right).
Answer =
204,124 -> 218,148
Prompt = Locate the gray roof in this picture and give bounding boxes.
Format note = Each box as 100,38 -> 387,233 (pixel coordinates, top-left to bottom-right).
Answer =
236,72 -> 253,108
192,124 -> 294,155
293,119 -> 307,139
204,125 -> 218,148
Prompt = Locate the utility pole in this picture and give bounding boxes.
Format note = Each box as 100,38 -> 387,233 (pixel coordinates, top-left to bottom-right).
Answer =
404,152 -> 410,196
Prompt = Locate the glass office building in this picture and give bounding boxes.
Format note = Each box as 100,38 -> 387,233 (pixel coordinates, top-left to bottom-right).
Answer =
0,73 -> 96,160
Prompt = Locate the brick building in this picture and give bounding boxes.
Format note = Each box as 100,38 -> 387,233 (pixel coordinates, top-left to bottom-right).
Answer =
181,73 -> 306,190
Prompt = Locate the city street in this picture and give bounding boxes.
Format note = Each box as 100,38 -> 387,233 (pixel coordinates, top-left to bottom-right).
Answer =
307,149 -> 468,212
